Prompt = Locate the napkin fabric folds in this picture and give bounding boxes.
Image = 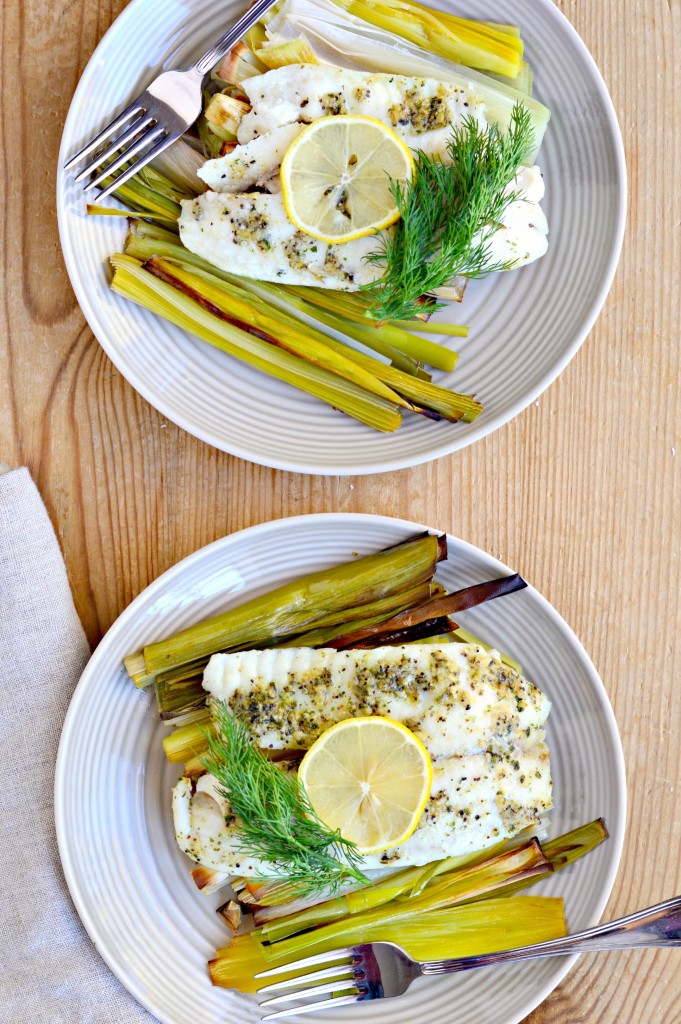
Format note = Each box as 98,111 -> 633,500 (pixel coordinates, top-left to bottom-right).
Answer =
0,467 -> 154,1022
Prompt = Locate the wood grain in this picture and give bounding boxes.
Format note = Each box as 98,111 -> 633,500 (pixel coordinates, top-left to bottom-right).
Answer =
1,0 -> 680,1020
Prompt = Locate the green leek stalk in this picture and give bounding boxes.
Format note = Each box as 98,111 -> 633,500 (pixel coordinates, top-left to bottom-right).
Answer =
144,257 -> 480,422
244,278 -> 456,373
209,897 -> 566,992
162,719 -> 309,765
254,844 -> 504,935
123,223 -> 444,377
280,284 -> 456,371
333,0 -> 523,78
156,675 -> 206,719
140,532 -> 445,677
255,841 -> 548,955
390,320 -> 468,337
123,227 -> 426,377
111,254 -> 402,435
86,204 -> 179,225
275,580 -> 440,646
163,713 -> 214,764
500,819 -> 609,897
293,580 -> 434,631
279,609 -> 426,648
96,161 -> 185,221
155,580 -> 436,716
143,257 -> 410,408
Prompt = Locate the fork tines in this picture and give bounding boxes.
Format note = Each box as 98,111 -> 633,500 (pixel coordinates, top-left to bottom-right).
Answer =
63,100 -> 173,200
256,947 -> 365,1020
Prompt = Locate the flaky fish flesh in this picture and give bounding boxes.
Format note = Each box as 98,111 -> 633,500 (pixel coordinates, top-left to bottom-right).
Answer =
179,65 -> 548,288
235,65 -> 487,150
172,644 -> 552,877
202,644 -> 550,758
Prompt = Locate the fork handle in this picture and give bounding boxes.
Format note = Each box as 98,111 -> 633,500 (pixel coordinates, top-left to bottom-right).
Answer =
420,895 -> 681,975
191,0 -> 280,77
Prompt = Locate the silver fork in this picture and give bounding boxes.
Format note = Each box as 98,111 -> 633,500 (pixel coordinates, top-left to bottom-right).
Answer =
256,894 -> 681,1019
63,0 -> 278,199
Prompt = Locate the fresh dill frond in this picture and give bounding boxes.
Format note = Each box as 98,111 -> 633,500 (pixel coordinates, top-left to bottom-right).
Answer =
201,701 -> 369,897
363,103 -> 535,322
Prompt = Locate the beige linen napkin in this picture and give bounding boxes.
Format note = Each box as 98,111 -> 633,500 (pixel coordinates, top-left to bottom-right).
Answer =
0,467 -> 154,1022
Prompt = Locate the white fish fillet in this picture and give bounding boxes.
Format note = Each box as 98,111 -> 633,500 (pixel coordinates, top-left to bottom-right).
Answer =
198,123 -> 306,193
202,644 -> 551,758
185,65 -> 548,288
178,191 -> 381,288
179,168 -> 547,287
172,742 -> 551,873
481,165 -> 548,266
172,643 -> 552,879
237,65 -> 487,151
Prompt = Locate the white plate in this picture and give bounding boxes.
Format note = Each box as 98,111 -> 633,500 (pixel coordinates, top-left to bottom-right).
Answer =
57,0 -> 626,475
55,512 -> 626,1024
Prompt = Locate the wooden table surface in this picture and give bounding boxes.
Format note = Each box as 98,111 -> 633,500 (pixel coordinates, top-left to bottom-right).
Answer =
2,0 -> 680,1020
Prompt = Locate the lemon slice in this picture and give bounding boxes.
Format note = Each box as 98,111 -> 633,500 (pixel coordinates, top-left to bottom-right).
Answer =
280,115 -> 414,245
298,716 -> 432,854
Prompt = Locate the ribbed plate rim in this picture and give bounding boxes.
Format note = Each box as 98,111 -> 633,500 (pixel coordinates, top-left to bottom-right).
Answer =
56,0 -> 627,476
55,511 -> 627,1024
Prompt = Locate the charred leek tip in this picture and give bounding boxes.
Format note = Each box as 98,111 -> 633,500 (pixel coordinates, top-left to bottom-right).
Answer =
217,900 -> 243,932
495,819 -> 609,899
192,866 -> 231,893
216,39 -> 268,84
329,573 -> 524,648
204,93 -> 250,135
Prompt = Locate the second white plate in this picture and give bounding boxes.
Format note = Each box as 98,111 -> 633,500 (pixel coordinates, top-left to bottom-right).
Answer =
57,0 -> 626,474
55,513 -> 626,1024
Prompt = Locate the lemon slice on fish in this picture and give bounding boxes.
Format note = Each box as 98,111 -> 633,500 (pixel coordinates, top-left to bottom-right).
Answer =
280,115 -> 414,245
298,716 -> 432,854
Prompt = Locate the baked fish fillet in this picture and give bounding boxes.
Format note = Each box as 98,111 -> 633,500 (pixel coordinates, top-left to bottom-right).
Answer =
235,65 -> 487,150
179,165 -> 546,288
202,644 -> 551,758
178,191 -> 381,289
172,739 -> 551,874
198,122 -> 306,193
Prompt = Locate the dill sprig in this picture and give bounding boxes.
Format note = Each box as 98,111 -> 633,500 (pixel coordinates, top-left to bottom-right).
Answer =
363,103 -> 535,322
201,701 -> 369,897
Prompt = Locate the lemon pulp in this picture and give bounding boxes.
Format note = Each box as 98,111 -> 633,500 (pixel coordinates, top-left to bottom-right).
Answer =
298,716 -> 432,854
280,115 -> 414,244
